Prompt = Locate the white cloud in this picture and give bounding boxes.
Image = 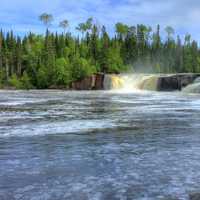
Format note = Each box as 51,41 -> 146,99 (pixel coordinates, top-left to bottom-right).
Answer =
0,0 -> 200,41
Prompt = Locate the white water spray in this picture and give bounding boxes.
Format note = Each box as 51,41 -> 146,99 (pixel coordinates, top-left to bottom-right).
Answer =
103,74 -> 160,92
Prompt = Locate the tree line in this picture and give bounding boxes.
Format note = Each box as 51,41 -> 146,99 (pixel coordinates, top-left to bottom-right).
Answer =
0,13 -> 200,89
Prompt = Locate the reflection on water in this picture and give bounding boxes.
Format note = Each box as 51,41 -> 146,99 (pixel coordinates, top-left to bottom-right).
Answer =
0,90 -> 200,200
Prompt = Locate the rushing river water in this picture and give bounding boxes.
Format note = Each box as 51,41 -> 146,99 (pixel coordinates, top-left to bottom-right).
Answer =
0,90 -> 200,200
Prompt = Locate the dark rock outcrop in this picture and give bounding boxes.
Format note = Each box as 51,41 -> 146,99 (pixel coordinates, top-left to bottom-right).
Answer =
71,75 -> 96,90
157,74 -> 200,91
70,73 -> 200,91
157,75 -> 181,91
71,74 -> 104,90
177,73 -> 200,88
94,73 -> 105,90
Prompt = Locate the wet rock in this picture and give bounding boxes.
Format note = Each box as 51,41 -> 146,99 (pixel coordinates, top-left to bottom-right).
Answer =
71,73 -> 104,90
71,75 -> 96,90
157,74 -> 200,91
70,73 -> 200,91
157,75 -> 181,91
94,73 -> 104,90
189,192 -> 200,200
177,73 -> 200,88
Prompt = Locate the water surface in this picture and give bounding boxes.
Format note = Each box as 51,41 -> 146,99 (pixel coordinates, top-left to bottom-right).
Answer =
0,90 -> 200,200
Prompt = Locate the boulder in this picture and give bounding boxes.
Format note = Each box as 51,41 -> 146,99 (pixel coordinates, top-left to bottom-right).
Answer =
177,73 -> 200,88
157,74 -> 200,91
157,75 -> 181,91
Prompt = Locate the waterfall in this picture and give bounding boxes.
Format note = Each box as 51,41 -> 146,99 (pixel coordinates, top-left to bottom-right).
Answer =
182,76 -> 200,93
182,82 -> 200,93
103,74 -> 160,91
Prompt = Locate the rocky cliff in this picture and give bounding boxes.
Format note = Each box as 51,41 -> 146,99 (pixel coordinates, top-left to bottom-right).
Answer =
70,73 -> 200,91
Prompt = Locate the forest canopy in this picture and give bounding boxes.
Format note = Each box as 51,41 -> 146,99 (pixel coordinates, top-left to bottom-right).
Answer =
0,14 -> 200,89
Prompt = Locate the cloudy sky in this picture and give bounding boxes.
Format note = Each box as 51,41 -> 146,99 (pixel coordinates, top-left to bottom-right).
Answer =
0,0 -> 200,41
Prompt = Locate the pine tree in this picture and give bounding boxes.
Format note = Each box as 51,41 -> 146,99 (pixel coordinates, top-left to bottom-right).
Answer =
0,19 -> 200,88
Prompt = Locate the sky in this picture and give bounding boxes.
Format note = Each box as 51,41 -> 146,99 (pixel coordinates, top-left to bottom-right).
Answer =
0,0 -> 200,41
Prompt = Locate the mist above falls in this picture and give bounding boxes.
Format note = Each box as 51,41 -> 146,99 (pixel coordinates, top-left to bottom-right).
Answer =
104,74 -> 163,92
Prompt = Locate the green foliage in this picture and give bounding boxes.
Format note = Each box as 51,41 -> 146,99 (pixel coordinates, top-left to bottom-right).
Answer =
59,20 -> 69,33
72,55 -> 96,81
76,17 -> 93,36
8,72 -> 33,89
8,74 -> 21,89
155,63 -> 161,73
115,23 -> 129,39
53,58 -> 72,86
107,47 -> 124,73
0,18 -> 200,89
37,65 -> 49,89
165,26 -> 175,40
0,70 -> 5,88
39,13 -> 53,28
20,72 -> 33,89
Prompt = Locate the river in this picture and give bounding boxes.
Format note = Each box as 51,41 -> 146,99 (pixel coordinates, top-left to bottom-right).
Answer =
0,90 -> 200,200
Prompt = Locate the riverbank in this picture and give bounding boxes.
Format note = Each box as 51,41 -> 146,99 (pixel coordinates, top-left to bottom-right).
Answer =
1,73 -> 200,92
72,73 -> 200,91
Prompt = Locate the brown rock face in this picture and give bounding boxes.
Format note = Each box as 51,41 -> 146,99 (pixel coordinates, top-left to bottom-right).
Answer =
70,73 -> 200,91
94,73 -> 104,90
71,74 -> 104,90
71,75 -> 95,90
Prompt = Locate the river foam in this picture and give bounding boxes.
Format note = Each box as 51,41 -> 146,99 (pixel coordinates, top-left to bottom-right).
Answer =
1,90 -> 200,199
